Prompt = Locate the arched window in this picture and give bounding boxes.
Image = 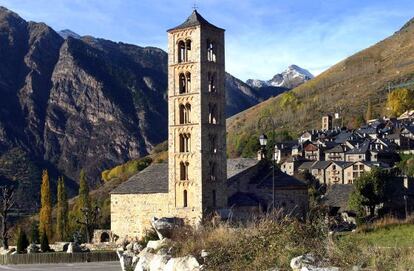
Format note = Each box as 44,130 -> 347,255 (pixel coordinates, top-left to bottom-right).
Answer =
209,161 -> 216,181
179,133 -> 191,153
185,40 -> 192,61
186,72 -> 191,92
208,72 -> 216,93
209,134 -> 217,153
207,40 -> 216,62
178,41 -> 185,63
208,104 -> 218,124
212,190 -> 216,207
179,73 -> 186,94
179,104 -> 191,124
183,190 -> 188,207
180,162 -> 189,180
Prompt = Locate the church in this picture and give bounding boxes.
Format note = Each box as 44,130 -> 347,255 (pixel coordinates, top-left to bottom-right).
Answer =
110,10 -> 309,239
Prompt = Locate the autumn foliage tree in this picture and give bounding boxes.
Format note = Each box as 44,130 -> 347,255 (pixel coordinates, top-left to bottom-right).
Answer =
39,170 -> 52,240
386,88 -> 414,117
365,100 -> 372,122
56,176 -> 68,241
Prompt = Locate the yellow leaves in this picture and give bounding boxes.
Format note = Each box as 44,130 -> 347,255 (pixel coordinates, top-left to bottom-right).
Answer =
386,88 -> 414,117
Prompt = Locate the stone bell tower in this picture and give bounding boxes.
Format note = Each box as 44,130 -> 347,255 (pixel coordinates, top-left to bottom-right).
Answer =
167,10 -> 227,225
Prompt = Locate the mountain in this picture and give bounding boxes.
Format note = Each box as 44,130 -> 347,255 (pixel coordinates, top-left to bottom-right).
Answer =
247,65 -> 314,89
58,29 -> 81,39
227,16 -> 414,157
0,6 -> 284,213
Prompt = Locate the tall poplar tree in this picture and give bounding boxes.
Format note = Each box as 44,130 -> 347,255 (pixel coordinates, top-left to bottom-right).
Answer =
56,176 -> 68,241
78,170 -> 90,211
39,170 -> 52,239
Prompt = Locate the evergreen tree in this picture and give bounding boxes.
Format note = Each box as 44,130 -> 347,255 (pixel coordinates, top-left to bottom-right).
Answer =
16,229 -> 29,253
56,177 -> 68,241
39,170 -> 52,239
30,221 -> 40,244
40,231 -> 50,252
366,100 -> 372,122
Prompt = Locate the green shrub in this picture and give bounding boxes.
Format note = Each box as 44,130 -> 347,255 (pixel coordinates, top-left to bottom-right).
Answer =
40,231 -> 51,252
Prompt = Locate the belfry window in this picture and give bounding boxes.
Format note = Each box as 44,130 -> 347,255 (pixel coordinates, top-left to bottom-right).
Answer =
209,134 -> 217,153
208,72 -> 216,93
180,162 -> 189,180
208,104 -> 218,124
178,39 -> 192,63
179,133 -> 191,153
209,161 -> 217,181
179,104 -> 191,124
178,41 -> 186,63
179,73 -> 191,94
183,190 -> 188,207
207,40 -> 217,62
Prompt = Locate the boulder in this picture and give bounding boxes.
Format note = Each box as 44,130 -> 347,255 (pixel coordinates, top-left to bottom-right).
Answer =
133,242 -> 144,253
151,217 -> 183,240
117,250 -> 139,271
134,250 -> 155,271
147,238 -> 170,251
27,244 -> 40,254
66,242 -> 82,253
290,254 -> 316,271
165,256 -> 200,271
148,254 -> 171,271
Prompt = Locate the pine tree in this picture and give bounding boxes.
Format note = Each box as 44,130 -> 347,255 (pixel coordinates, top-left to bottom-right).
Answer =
40,231 -> 50,252
39,170 -> 52,240
366,100 -> 372,122
16,229 -> 29,253
56,177 -> 68,241
30,221 -> 40,244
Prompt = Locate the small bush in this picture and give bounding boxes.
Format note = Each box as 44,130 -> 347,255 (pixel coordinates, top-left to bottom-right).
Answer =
40,231 -> 51,252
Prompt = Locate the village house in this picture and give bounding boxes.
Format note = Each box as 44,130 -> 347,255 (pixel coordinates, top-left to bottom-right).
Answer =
325,161 -> 352,184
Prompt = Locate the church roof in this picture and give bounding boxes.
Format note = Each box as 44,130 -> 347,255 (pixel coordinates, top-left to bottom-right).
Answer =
167,10 -> 224,32
111,158 -> 259,195
110,163 -> 169,194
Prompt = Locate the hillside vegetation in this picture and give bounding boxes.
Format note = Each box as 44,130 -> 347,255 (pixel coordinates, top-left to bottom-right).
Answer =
227,17 -> 414,157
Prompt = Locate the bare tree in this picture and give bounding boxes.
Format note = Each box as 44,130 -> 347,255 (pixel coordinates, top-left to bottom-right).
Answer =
76,206 -> 100,243
0,186 -> 15,249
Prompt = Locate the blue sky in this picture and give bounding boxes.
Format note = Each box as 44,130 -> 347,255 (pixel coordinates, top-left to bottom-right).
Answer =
0,0 -> 413,81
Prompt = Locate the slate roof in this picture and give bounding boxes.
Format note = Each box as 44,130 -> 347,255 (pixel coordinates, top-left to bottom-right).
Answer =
112,158 -> 259,195
227,158 -> 259,179
228,192 -> 265,207
298,161 -> 315,171
111,163 -> 169,194
323,184 -> 355,212
255,168 -> 307,189
325,144 -> 345,153
168,10 -> 224,32
345,141 -> 370,154
311,161 -> 332,170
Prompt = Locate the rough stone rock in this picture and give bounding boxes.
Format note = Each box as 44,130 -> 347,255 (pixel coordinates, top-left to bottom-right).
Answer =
165,256 -> 200,271
117,250 -> 139,271
290,254 -> 316,271
133,242 -> 144,253
134,250 -> 155,271
148,254 -> 171,271
66,242 -> 82,253
151,217 -> 183,240
0,247 -> 16,255
146,238 -> 170,251
27,244 -> 40,254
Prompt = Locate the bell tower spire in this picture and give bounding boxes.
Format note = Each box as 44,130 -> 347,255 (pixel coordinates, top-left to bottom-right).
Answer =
167,11 -> 226,225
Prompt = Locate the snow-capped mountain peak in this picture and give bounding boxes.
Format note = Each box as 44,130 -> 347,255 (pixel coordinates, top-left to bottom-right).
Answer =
246,65 -> 314,89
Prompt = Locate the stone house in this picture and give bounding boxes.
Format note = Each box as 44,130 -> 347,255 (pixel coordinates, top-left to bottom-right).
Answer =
274,142 -> 296,163
343,161 -> 373,184
309,161 -> 331,184
280,157 -> 306,176
345,141 -> 370,162
324,145 -> 346,161
303,142 -> 321,161
325,161 -> 352,184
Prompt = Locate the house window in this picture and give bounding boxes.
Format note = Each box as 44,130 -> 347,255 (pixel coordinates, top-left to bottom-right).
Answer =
208,104 -> 218,124
179,104 -> 191,124
208,72 -> 216,93
180,162 -> 189,180
183,190 -> 188,207
207,40 -> 216,62
179,134 -> 191,152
